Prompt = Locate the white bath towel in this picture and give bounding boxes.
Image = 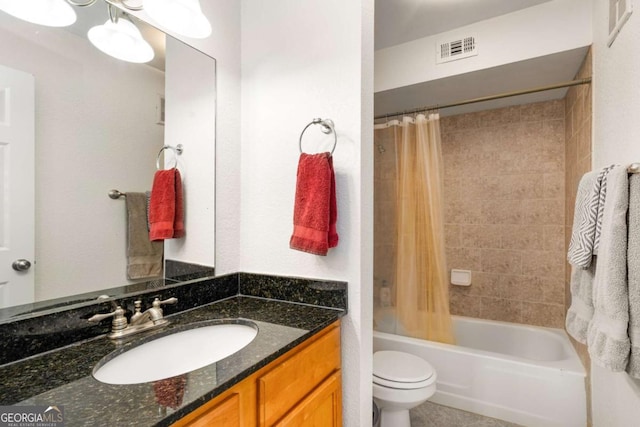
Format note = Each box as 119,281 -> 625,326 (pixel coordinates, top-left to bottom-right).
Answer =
587,166 -> 631,372
626,173 -> 640,378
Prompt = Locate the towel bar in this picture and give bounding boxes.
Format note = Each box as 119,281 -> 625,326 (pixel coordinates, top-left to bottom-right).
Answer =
299,118 -> 337,155
109,189 -> 126,199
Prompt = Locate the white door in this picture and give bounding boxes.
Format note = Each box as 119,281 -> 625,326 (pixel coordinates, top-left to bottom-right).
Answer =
0,64 -> 35,308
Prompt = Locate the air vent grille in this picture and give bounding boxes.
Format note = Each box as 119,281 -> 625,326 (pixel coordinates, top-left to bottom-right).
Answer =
436,36 -> 478,64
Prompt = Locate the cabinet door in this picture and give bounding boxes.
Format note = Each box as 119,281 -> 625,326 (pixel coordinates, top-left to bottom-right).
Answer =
275,371 -> 342,427
174,375 -> 257,427
258,326 -> 341,426
181,393 -> 240,427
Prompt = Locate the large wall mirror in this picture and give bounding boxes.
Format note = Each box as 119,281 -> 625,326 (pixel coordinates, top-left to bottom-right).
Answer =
0,1 -> 216,316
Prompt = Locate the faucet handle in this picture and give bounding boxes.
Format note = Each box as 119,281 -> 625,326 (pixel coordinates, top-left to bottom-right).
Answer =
151,297 -> 177,319
152,297 -> 178,308
88,306 -> 128,332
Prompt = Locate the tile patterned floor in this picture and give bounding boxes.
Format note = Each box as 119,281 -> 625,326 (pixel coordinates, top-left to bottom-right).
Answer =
409,401 -> 523,427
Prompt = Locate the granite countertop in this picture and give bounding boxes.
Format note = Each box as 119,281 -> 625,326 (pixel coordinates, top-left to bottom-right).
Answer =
0,296 -> 344,426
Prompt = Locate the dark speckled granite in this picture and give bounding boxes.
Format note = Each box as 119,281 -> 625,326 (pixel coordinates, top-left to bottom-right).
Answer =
0,260 -> 215,322
0,273 -> 347,426
0,297 -> 344,427
239,273 -> 347,310
165,259 -> 215,282
0,275 -> 238,365
0,273 -> 346,365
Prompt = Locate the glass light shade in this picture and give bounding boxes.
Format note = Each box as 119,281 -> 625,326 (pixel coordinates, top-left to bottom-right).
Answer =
144,0 -> 211,39
0,0 -> 76,27
88,18 -> 154,64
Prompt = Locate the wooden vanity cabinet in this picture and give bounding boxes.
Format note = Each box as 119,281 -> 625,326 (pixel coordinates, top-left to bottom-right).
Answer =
173,320 -> 341,427
274,371 -> 342,427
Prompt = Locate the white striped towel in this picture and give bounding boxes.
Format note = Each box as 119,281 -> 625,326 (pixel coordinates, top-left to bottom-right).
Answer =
594,165 -> 617,254
568,165 -> 615,268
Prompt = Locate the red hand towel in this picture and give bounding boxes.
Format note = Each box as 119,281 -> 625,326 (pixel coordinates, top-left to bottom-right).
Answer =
149,168 -> 184,241
173,169 -> 185,238
290,152 -> 338,255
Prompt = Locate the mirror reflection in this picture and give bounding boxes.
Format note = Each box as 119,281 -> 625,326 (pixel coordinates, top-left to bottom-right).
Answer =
0,1 -> 216,313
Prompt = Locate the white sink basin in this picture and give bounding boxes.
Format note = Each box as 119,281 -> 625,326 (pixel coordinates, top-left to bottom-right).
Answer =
93,321 -> 258,385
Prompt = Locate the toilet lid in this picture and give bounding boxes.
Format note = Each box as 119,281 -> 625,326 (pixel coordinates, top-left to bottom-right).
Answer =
373,351 -> 435,388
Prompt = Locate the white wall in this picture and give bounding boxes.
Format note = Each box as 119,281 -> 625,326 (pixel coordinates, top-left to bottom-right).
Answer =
591,0 -> 640,424
375,0 -> 592,93
239,1 -> 374,425
0,15 -> 164,301
191,1 -> 242,275
120,0 -> 242,275
164,37 -> 216,266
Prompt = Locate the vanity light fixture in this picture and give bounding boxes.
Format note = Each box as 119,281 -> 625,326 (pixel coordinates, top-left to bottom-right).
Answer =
121,0 -> 211,39
88,4 -> 154,63
0,0 -> 77,27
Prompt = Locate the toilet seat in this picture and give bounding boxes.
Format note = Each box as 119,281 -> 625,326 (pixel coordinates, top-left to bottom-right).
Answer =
373,351 -> 435,390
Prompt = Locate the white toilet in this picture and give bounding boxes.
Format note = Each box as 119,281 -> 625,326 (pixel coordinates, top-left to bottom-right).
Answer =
372,350 -> 437,427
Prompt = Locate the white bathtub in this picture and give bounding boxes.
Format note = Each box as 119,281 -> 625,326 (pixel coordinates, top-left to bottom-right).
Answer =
373,315 -> 587,427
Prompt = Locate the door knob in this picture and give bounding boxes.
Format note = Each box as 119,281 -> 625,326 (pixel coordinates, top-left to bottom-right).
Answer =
12,259 -> 31,272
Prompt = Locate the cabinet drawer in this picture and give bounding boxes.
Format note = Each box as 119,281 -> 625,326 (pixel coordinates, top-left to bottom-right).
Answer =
258,325 -> 340,426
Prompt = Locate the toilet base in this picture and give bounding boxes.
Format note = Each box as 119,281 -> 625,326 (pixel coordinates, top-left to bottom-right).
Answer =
373,380 -> 436,427
373,350 -> 437,427
380,407 -> 411,427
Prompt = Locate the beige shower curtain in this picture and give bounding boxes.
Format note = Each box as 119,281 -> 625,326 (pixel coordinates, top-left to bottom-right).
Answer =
375,114 -> 454,344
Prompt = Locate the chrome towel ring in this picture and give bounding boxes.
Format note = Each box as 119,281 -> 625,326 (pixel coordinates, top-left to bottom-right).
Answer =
156,144 -> 183,170
299,118 -> 337,155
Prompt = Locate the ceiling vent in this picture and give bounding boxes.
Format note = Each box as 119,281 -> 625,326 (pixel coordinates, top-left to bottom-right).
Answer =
436,36 -> 478,64
608,0 -> 633,47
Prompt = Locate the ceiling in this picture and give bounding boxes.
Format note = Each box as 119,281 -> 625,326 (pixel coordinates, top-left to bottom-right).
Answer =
375,0 -> 554,50
374,0 -> 587,117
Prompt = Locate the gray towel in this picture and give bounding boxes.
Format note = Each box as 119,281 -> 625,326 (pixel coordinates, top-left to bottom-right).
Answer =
594,165 -> 617,253
126,192 -> 163,280
565,260 -> 597,344
587,166 -> 630,372
568,166 -> 614,267
145,191 -> 152,231
627,173 -> 640,378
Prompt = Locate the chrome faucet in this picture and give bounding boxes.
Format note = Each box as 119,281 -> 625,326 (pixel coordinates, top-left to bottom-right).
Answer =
89,297 -> 178,340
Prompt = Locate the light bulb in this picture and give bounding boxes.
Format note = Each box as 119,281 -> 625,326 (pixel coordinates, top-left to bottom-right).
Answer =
88,17 -> 154,64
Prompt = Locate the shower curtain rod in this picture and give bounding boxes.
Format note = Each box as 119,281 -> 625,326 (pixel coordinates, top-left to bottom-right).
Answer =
374,77 -> 592,120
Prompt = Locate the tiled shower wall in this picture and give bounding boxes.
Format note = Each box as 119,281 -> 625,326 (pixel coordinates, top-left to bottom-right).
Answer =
441,100 -> 566,328
564,48 -> 593,425
565,48 -> 593,308
373,129 -> 397,306
373,100 -> 568,329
